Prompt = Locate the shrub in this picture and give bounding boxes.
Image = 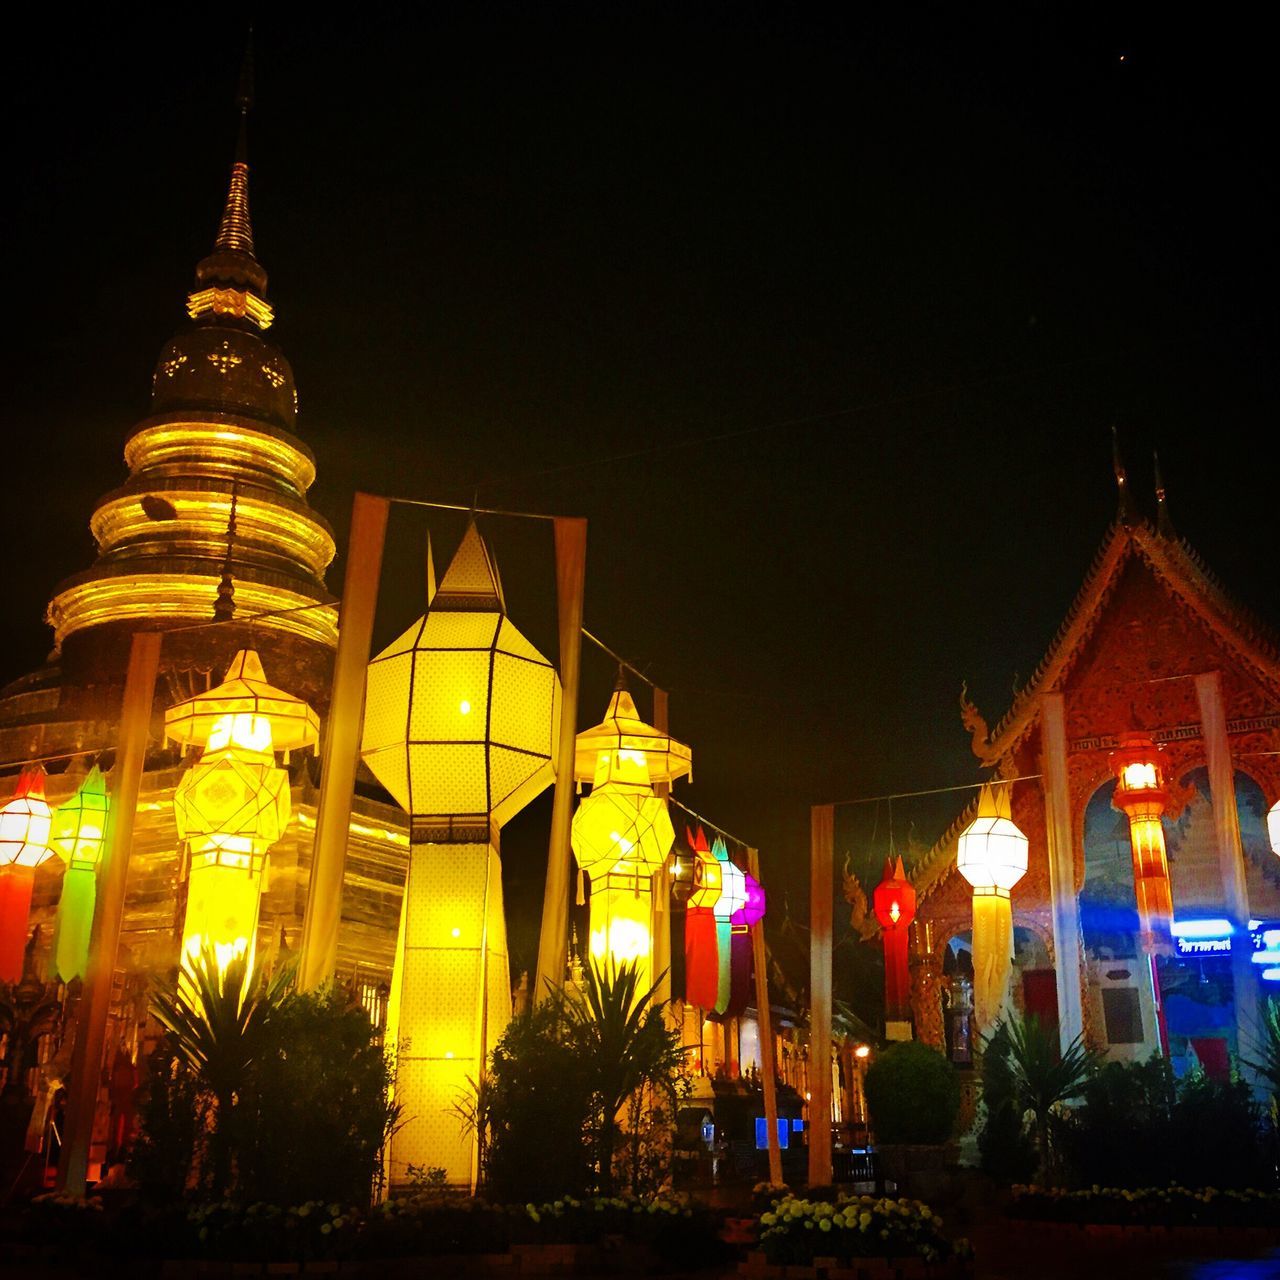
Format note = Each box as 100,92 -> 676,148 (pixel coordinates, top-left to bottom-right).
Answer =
864,1042 -> 959,1145
976,1021 -> 1036,1182
1008,1184 -> 1280,1228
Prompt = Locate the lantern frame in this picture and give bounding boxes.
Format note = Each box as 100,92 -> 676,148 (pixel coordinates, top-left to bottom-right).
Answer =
0,768 -> 55,869
50,766 -> 110,870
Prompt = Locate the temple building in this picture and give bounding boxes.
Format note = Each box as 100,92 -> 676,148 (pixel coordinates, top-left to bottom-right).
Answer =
0,96 -> 407,1183
907,471 -> 1280,1080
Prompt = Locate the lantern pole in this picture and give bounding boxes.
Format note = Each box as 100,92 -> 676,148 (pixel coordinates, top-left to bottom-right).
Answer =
534,517 -> 587,1000
57,630 -> 162,1194
651,687 -> 674,1014
748,846 -> 783,1185
809,804 -> 834,1187
1195,672 -> 1259,1079
298,492 -> 389,990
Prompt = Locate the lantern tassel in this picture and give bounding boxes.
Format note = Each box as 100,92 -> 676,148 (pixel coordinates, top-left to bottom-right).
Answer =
576,868 -> 586,906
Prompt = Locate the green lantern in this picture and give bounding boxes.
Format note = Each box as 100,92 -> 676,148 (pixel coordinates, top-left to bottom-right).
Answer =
50,766 -> 109,982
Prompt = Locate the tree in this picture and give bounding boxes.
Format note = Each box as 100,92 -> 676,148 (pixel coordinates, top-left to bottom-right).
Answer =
148,947 -> 292,1195
988,1013 -> 1098,1184
568,961 -> 687,1195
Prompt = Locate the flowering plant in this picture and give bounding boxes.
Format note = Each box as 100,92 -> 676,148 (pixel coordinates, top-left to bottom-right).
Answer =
1009,1184 -> 1280,1228
756,1194 -> 967,1265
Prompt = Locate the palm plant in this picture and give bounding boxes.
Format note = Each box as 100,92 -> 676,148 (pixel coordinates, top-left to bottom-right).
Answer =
1243,998 -> 1280,1099
987,1012 -> 1098,1185
567,961 -> 686,1194
150,946 -> 293,1193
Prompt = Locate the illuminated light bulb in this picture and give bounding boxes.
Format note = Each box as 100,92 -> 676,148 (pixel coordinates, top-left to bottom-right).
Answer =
459,700 -> 471,716
451,927 -> 461,938
889,901 -> 900,924
854,1045 -> 871,1059
1122,761 -> 1159,791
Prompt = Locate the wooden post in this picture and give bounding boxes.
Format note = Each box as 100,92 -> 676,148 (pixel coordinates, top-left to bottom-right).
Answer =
535,517 -> 587,1000
809,804 -> 834,1188
748,847 -> 783,1185
1041,693 -> 1086,1052
652,687 -> 672,1011
298,492 -> 390,990
57,630 -> 162,1194
1195,672 -> 1258,1069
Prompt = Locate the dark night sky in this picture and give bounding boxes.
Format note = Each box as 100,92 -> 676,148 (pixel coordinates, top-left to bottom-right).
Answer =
3,9 -> 1276,974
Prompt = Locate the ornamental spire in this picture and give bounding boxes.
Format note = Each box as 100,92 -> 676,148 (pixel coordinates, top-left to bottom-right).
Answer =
1111,425 -> 1134,526
214,41 -> 256,257
188,37 -> 273,328
1154,451 -> 1176,539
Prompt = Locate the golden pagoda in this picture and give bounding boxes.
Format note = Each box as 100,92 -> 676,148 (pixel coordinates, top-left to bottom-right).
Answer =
0,74 -> 407,1184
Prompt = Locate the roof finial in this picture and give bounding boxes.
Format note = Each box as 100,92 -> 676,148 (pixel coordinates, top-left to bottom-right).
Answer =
1111,425 -> 1134,526
1153,451 -> 1176,539
213,482 -> 239,622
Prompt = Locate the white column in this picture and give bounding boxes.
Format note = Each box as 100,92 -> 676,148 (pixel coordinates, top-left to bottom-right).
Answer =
1041,693 -> 1086,1051
1194,672 -> 1258,1067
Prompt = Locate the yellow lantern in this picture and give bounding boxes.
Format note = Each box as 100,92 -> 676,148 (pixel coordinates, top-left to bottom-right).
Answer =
571,688 -> 680,994
0,768 -> 54,983
165,648 -> 320,754
167,650 -> 316,974
956,783 -> 1028,1032
361,521 -> 560,1190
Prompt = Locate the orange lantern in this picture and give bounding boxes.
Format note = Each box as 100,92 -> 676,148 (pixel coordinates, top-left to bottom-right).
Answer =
1110,733 -> 1173,939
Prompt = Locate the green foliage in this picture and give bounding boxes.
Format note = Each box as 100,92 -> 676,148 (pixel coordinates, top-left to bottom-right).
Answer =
863,1041 -> 959,1145
986,1013 -> 1098,1184
977,1020 -> 1036,1181
1243,997 -> 1280,1105
133,952 -> 396,1206
145,947 -> 293,1195
1056,1055 -> 1271,1190
234,985 -> 399,1206
1009,1184 -> 1280,1227
479,962 -> 689,1202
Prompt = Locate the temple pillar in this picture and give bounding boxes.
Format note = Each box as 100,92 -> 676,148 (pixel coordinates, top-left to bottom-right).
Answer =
908,921 -> 945,1051
1195,672 -> 1258,1069
1040,693 -> 1086,1051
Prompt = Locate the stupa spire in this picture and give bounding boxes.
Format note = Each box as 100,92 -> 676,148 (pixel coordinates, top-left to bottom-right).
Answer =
213,41 -> 256,257
188,37 -> 272,328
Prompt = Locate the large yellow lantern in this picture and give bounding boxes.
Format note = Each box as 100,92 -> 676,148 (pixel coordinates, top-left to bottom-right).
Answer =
0,768 -> 54,983
571,682 -> 682,995
362,521 -> 560,1190
956,783 -> 1028,1032
167,650 -> 317,974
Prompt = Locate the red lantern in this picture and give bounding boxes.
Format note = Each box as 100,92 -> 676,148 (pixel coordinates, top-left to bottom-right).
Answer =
0,768 -> 55,982
873,857 -> 916,1027
683,826 -> 720,1009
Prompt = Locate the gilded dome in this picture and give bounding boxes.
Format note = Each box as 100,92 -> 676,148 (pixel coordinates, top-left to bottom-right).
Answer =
151,327 -> 297,432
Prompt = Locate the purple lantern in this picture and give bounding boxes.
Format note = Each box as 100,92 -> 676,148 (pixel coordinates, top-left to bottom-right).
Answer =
733,872 -> 767,927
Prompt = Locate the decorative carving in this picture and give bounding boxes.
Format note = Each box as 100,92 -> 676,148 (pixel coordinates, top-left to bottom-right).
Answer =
960,682 -> 997,765
841,854 -> 869,935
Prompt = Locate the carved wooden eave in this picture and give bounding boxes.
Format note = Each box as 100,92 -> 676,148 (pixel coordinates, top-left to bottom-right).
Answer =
910,517 -> 1280,911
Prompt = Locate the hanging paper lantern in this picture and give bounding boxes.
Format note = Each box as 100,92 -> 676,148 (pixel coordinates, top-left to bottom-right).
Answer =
572,679 -> 692,787
709,838 -> 744,1014
873,857 -> 916,1026
1267,798 -> 1280,859
49,766 -> 110,982
571,703 -> 676,994
0,768 -> 54,983
167,650 -> 314,974
956,784 -> 1027,1033
1109,733 -> 1173,934
361,520 -> 561,1189
165,649 -> 320,753
734,872 -> 766,928
683,826 -> 720,1010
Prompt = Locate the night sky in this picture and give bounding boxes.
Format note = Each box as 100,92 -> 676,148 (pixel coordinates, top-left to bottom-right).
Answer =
4,10 -> 1276,984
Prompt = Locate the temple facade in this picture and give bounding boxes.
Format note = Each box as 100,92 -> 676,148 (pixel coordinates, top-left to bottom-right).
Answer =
908,487 -> 1280,1079
0,101 -> 407,1185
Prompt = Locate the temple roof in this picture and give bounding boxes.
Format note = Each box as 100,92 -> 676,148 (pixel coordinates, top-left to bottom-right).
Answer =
909,516 -> 1280,906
